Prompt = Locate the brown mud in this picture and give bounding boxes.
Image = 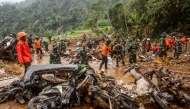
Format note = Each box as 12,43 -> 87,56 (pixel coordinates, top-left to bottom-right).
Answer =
0,41 -> 190,109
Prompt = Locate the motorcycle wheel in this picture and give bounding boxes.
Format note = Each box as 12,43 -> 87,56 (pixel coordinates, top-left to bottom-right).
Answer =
28,95 -> 48,109
0,88 -> 10,103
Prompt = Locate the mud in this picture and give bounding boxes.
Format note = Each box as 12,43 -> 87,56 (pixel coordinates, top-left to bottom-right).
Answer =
0,41 -> 190,109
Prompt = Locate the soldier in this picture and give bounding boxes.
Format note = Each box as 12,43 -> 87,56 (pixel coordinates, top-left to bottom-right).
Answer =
27,34 -> 33,54
79,42 -> 88,65
49,43 -> 68,64
121,40 -> 126,66
157,32 -> 167,63
174,33 -> 182,59
141,35 -> 147,56
126,37 -> 139,66
82,33 -> 87,42
86,38 -> 93,49
114,36 -> 120,45
60,39 -> 66,54
42,41 -> 49,52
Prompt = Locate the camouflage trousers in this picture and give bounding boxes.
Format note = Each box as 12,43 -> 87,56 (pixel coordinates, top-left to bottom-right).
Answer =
141,46 -> 146,54
115,53 -> 125,66
129,54 -> 137,64
158,48 -> 167,57
174,48 -> 182,59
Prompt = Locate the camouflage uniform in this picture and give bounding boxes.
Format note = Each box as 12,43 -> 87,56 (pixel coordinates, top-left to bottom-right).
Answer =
60,40 -> 66,54
73,64 -> 92,76
79,47 -> 88,65
126,38 -> 139,65
141,37 -> 147,55
113,38 -> 123,67
42,41 -> 49,52
157,32 -> 167,62
50,43 -> 68,64
174,35 -> 182,59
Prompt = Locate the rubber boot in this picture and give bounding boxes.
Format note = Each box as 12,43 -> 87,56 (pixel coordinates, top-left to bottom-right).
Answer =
163,55 -> 167,62
157,56 -> 161,63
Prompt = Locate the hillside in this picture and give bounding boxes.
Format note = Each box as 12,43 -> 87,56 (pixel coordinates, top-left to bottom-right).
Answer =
0,0 -> 97,37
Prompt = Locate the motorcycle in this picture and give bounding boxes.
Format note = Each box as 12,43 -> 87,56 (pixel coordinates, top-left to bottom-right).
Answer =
0,64 -> 77,104
28,83 -> 76,109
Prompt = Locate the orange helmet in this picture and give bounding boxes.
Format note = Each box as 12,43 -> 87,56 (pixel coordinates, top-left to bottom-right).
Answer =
18,32 -> 27,39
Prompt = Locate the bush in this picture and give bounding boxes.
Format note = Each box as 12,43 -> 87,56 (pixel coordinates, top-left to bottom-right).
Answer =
97,20 -> 109,26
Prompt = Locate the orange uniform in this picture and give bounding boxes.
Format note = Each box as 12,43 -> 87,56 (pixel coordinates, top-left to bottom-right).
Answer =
181,37 -> 186,45
34,40 -> 41,49
102,45 -> 111,56
165,38 -> 172,47
16,40 -> 32,63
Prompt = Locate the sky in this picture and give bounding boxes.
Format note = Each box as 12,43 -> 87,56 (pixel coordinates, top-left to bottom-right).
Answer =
0,0 -> 24,3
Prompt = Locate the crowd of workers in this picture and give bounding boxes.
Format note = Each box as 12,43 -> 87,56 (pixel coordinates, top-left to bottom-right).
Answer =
15,31 -> 188,75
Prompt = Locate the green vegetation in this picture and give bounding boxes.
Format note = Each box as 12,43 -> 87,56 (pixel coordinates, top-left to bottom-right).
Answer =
0,0 -> 189,39
0,0 -> 97,37
86,0 -> 190,39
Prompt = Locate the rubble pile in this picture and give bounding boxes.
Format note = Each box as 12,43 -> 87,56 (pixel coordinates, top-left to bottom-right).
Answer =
0,64 -> 189,109
0,35 -> 18,62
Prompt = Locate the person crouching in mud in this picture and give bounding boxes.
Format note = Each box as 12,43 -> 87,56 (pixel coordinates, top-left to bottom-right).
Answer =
49,43 -> 68,64
99,40 -> 112,70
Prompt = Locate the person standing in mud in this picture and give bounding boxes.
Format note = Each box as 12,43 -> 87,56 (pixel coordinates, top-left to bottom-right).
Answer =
16,32 -> 32,74
79,42 -> 88,65
60,39 -> 66,54
50,43 -> 68,64
42,41 -> 49,52
34,36 -> 43,59
99,40 -> 111,70
174,33 -> 182,59
27,34 -> 33,54
121,40 -> 126,66
82,33 -> 87,42
157,32 -> 167,63
126,37 -> 139,66
141,35 -> 147,56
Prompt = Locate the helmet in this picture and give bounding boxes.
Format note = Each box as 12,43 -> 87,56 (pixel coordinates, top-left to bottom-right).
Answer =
17,32 -> 27,39
106,39 -> 111,43
177,33 -> 183,37
36,36 -> 39,39
161,32 -> 167,37
147,38 -> 150,41
127,37 -> 132,42
52,43 -> 60,49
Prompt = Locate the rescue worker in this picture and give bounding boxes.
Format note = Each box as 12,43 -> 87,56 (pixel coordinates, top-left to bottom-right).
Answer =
174,33 -> 182,59
34,36 -> 43,59
157,32 -> 167,63
50,43 -> 68,64
86,38 -> 93,49
99,40 -> 111,70
82,33 -> 87,42
121,40 -> 126,66
181,35 -> 187,52
165,35 -> 172,50
126,37 -> 139,66
79,42 -> 88,65
114,36 -> 120,45
27,34 -> 33,54
42,41 -> 49,52
60,39 -> 66,54
141,35 -> 147,56
146,38 -> 151,52
16,32 -> 32,74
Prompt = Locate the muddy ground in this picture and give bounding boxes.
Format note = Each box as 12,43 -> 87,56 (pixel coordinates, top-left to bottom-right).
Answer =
0,41 -> 190,109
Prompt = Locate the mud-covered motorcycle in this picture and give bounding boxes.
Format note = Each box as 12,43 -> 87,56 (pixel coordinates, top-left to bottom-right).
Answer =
0,64 -> 77,104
